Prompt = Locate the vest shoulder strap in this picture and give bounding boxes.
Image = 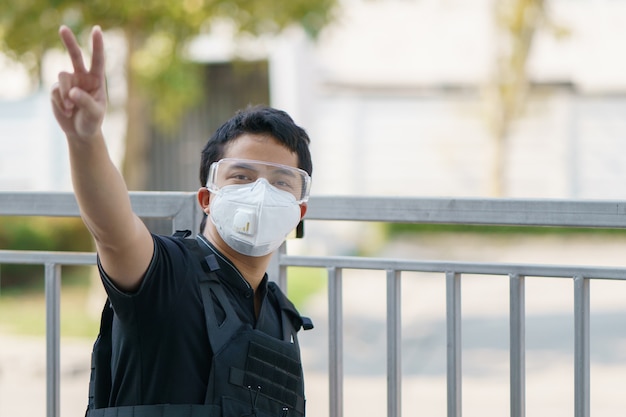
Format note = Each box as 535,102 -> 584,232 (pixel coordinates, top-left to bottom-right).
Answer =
177,232 -> 244,354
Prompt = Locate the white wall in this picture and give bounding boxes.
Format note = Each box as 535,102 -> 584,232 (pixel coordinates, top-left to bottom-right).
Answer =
273,0 -> 626,200
0,93 -> 70,191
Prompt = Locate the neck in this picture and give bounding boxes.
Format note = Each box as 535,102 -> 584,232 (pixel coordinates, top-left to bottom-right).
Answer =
201,228 -> 271,291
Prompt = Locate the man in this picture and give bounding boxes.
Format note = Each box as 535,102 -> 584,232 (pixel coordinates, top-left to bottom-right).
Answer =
51,25 -> 313,417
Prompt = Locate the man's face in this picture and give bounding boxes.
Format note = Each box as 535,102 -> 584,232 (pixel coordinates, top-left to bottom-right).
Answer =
198,133 -> 306,258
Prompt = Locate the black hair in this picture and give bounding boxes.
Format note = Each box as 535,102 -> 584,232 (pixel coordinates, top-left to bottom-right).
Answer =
199,105 -> 313,232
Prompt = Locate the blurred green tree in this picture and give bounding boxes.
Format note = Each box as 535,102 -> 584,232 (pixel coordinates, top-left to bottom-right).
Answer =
0,0 -> 337,189
486,0 -> 568,196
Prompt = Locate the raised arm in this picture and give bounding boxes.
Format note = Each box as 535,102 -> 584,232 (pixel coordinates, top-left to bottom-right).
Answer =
50,25 -> 153,291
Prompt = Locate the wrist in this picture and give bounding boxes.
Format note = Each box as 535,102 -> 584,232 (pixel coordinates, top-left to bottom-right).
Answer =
67,129 -> 105,145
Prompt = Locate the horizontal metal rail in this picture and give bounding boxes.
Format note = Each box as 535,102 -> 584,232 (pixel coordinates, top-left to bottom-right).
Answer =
304,196 -> 626,228
0,251 -> 95,265
0,191 -> 200,232
4,192 -> 626,228
279,255 -> 626,280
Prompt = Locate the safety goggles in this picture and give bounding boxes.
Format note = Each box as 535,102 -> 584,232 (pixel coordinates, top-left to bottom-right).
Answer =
207,158 -> 312,203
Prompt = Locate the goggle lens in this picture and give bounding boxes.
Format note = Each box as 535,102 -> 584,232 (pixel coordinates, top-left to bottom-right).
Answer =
207,158 -> 311,203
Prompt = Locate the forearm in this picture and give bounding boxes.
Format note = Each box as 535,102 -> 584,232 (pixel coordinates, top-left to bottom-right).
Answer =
68,131 -> 139,249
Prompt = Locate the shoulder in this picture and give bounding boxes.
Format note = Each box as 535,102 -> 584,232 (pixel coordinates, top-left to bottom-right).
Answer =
152,233 -> 199,262
267,282 -> 295,310
108,233 -> 197,295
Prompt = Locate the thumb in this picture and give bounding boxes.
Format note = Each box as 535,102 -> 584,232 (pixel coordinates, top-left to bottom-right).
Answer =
69,87 -> 98,111
68,87 -> 105,137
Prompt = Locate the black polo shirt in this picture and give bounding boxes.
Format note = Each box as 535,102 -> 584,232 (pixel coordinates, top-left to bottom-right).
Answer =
98,233 -> 283,407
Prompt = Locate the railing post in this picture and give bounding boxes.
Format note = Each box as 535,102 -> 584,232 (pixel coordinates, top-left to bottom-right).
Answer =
45,262 -> 61,417
446,271 -> 462,417
574,275 -> 590,417
268,243 -> 288,291
509,274 -> 526,417
386,269 -> 402,417
328,267 -> 343,417
170,193 -> 201,233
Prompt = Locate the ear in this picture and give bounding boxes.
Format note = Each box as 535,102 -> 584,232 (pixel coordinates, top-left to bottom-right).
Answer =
197,187 -> 211,214
299,202 -> 308,219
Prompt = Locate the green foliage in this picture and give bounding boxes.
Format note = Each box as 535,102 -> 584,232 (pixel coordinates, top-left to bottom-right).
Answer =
0,217 -> 93,289
286,266 -> 325,310
212,0 -> 337,38
0,0 -> 338,190
0,0 -> 338,129
385,222 -> 626,238
131,32 -> 204,130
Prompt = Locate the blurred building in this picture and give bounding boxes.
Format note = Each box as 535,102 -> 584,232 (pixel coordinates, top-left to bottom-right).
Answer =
285,0 -> 626,199
0,93 -> 69,190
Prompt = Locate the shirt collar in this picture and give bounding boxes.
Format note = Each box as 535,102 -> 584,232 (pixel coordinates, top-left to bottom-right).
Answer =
195,234 -> 268,294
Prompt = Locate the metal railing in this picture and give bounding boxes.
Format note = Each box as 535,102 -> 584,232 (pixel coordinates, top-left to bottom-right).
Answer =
2,192 -> 626,417
274,197 -> 626,417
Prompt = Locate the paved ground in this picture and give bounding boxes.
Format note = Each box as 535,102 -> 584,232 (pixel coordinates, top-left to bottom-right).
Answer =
2,234 -> 626,417
0,334 -> 91,417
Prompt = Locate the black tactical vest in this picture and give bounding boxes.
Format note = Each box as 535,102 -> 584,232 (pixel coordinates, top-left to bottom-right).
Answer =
85,232 -> 312,417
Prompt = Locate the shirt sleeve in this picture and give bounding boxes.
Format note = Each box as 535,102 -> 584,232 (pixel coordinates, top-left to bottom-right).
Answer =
98,234 -> 193,323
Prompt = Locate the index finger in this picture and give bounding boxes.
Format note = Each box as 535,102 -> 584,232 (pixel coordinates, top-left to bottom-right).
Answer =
89,26 -> 105,78
59,25 -> 88,74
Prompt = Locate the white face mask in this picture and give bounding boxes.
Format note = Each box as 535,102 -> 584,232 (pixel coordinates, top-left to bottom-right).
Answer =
209,178 -> 302,257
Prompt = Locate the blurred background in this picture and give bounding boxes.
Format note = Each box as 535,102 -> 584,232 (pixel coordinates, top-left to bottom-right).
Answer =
3,0 -> 626,200
2,0 -> 626,416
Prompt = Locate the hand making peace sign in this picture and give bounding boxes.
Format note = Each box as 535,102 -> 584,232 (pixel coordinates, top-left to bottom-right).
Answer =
51,25 -> 107,142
